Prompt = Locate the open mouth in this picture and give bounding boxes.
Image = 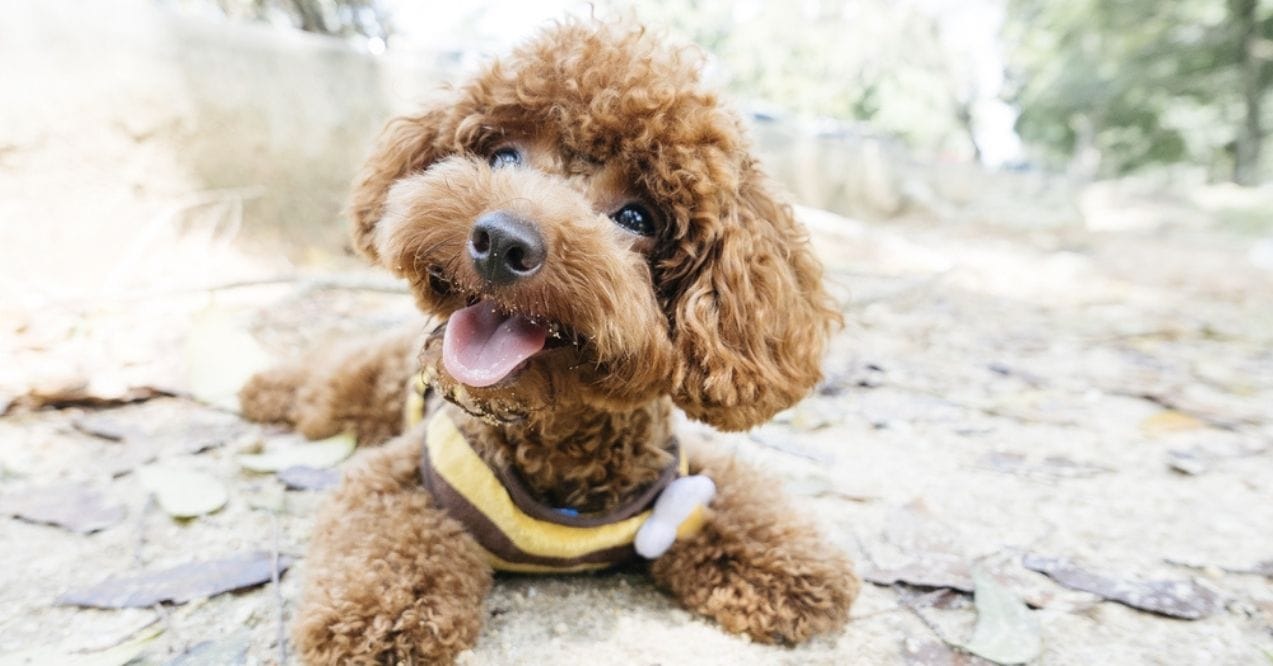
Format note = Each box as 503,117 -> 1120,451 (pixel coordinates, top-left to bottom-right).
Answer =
430,268 -> 579,388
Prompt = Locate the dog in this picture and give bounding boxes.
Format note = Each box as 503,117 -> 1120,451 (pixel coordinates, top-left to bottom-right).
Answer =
240,20 -> 858,664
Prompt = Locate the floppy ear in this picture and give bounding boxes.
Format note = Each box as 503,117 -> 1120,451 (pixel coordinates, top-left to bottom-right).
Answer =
670,170 -> 840,431
348,98 -> 458,263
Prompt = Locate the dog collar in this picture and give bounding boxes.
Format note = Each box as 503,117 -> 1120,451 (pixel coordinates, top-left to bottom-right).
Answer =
418,410 -> 712,573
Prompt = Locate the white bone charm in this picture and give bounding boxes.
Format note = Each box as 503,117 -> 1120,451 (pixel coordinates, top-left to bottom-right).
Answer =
634,474 -> 716,559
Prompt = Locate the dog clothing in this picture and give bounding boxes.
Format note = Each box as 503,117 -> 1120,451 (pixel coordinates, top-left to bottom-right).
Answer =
417,408 -> 712,574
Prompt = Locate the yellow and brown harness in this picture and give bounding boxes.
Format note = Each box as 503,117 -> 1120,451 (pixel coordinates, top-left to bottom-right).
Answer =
407,376 -> 708,573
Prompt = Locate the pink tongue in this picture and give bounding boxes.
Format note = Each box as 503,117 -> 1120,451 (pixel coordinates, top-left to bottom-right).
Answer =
443,301 -> 548,388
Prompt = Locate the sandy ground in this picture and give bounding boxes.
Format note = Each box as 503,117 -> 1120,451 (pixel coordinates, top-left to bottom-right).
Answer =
1,197 -> 1272,664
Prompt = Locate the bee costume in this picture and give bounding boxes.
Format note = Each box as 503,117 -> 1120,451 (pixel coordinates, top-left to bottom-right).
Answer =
408,377 -> 715,573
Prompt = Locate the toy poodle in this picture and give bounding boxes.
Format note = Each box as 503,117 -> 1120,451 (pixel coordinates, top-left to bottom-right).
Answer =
240,19 -> 858,664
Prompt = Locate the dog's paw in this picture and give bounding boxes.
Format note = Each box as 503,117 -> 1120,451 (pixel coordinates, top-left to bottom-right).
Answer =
293,597 -> 479,666
237,367 -> 301,424
654,535 -> 858,644
708,555 -> 858,644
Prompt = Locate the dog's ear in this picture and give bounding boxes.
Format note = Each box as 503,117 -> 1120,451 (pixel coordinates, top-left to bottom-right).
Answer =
348,98 -> 457,263
669,170 -> 840,431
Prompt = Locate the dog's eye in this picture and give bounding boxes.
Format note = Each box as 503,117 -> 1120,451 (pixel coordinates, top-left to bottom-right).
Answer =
488,147 -> 522,169
610,204 -> 655,236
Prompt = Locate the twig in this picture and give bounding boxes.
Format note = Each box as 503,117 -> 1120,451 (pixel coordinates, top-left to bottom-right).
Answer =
25,274 -> 409,313
152,602 -> 181,649
271,510 -> 288,666
1103,388 -> 1262,430
745,433 -> 832,464
897,588 -> 960,646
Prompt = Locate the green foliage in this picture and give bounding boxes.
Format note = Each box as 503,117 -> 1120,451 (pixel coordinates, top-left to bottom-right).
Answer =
605,0 -> 984,157
1005,0 -> 1272,181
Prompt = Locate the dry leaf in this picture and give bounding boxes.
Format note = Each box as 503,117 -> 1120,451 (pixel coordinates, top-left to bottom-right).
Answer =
185,304 -> 272,411
3,381 -> 173,415
277,465 -> 341,491
1166,449 -> 1209,475
862,553 -> 975,592
1024,553 -> 1221,619
1140,410 -> 1205,435
1,484 -> 126,534
1166,443 -> 1267,476
1166,556 -> 1273,578
58,551 -> 294,608
137,466 -> 228,518
959,569 -> 1042,664
239,432 -> 356,472
885,500 -> 967,556
72,414 -> 138,441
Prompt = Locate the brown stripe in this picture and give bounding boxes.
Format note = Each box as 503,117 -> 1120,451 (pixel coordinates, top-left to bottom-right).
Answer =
420,438 -> 636,569
490,438 -> 681,527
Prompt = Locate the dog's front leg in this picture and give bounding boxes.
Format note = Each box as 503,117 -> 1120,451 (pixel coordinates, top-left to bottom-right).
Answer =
239,326 -> 423,446
649,447 -> 859,644
293,430 -> 492,665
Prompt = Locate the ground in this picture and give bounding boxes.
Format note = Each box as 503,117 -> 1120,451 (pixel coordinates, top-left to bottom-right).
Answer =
1,190 -> 1271,664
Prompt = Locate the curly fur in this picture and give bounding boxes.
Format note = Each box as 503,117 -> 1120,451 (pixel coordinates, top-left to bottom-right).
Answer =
239,19 -> 856,664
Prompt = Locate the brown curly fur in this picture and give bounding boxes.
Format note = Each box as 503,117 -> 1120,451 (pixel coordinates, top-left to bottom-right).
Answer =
239,19 -> 856,664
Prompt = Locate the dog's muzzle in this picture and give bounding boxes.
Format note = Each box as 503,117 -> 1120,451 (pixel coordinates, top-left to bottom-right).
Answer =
468,211 -> 545,285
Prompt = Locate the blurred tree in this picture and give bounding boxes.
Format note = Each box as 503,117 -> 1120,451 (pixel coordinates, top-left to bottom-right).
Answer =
1004,0 -> 1272,183
193,0 -> 392,41
617,0 -> 987,160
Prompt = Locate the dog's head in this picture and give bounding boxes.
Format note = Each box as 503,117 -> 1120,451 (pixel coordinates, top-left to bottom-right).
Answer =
355,21 -> 838,431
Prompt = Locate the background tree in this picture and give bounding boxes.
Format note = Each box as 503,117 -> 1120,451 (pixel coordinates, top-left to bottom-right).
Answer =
189,0 -> 392,41
1004,0 -> 1272,184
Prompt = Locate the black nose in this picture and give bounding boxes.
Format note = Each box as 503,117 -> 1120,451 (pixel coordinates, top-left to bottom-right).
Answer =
468,211 -> 546,285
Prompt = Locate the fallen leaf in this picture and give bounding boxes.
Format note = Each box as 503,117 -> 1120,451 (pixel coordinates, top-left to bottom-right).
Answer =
239,433 -> 356,472
958,569 -> 1042,664
885,500 -> 967,556
136,466 -> 228,518
164,633 -> 250,666
1024,553 -> 1221,619
1166,556 -> 1273,578
1166,443 -> 1267,476
1,484 -> 126,534
3,381 -> 174,415
277,465 -> 341,491
185,304 -> 272,411
862,553 -> 975,593
1140,410 -> 1205,435
64,402 -> 251,478
58,551 -> 295,608
1166,449 -> 1209,475
243,483 -> 286,513
0,626 -> 161,666
75,609 -> 160,652
72,414 -> 138,441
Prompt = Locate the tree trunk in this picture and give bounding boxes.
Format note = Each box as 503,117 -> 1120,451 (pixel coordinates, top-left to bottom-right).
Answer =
289,0 -> 329,35
1232,0 -> 1263,186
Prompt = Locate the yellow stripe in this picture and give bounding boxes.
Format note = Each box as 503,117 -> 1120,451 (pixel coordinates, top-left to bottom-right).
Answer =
403,373 -> 427,428
427,412 -> 651,559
